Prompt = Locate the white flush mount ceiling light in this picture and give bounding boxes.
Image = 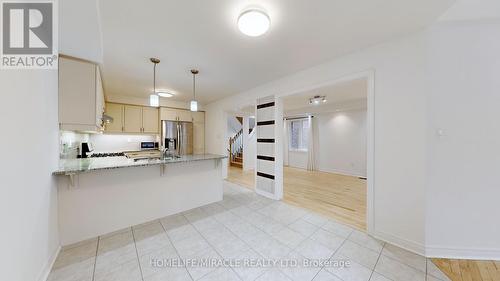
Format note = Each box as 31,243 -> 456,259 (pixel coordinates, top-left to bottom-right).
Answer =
309,95 -> 326,105
238,9 -> 270,37
157,92 -> 173,98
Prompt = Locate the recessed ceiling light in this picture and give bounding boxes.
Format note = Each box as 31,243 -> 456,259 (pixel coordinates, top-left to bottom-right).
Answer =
157,92 -> 173,98
238,9 -> 270,37
309,95 -> 326,105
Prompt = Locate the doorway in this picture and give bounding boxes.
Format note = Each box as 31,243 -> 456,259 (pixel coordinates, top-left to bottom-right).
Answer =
226,112 -> 256,190
281,77 -> 369,230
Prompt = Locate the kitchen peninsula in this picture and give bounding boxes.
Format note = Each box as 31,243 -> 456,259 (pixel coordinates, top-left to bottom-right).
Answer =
53,154 -> 226,246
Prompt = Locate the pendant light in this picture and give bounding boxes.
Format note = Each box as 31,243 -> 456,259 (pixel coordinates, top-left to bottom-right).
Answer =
190,69 -> 199,112
149,58 -> 160,107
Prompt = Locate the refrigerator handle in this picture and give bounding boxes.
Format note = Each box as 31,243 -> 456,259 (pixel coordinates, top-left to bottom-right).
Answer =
177,122 -> 181,155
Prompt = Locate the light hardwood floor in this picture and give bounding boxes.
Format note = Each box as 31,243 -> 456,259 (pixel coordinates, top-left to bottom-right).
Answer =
432,258 -> 500,281
283,166 -> 366,230
226,165 -> 255,189
227,165 -> 367,230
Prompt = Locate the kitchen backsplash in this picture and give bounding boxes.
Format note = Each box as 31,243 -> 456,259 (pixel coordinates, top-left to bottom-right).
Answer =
60,131 -> 89,159
89,134 -> 159,153
60,131 -> 160,158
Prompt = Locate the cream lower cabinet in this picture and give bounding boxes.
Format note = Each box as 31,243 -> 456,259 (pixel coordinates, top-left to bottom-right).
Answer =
105,103 -> 159,134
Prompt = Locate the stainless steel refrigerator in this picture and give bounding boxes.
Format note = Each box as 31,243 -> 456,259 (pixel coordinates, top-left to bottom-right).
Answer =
161,120 -> 193,155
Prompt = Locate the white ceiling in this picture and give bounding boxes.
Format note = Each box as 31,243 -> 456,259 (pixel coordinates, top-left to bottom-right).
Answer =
98,0 -> 453,104
439,0 -> 500,21
283,78 -> 367,113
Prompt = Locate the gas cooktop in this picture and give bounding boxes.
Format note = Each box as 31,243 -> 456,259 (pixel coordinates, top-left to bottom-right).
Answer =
90,152 -> 125,158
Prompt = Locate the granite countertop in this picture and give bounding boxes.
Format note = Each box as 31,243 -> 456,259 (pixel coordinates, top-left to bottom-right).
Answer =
53,154 -> 227,175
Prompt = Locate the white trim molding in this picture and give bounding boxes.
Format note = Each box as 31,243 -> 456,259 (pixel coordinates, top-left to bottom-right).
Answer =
426,245 -> 500,260
374,230 -> 425,256
38,246 -> 61,281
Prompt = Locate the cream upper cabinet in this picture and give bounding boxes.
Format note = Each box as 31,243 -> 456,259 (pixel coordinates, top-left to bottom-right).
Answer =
142,107 -> 159,133
160,108 -> 191,122
191,111 -> 205,123
193,121 -> 205,154
95,67 -> 105,128
59,56 -> 104,132
177,110 -> 192,122
160,108 -> 178,121
105,103 -> 159,134
191,111 -> 205,154
123,105 -> 143,133
104,103 -> 124,133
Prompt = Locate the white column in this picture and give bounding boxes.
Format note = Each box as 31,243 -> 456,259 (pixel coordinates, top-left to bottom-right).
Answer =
255,95 -> 283,200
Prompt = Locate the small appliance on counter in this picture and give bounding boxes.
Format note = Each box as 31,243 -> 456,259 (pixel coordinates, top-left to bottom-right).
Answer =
78,142 -> 93,158
140,141 -> 159,150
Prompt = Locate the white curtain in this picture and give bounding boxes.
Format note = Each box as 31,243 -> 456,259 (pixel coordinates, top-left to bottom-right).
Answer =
307,116 -> 315,171
283,120 -> 289,166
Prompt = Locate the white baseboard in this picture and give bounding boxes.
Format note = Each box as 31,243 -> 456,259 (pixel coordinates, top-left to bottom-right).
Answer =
373,230 -> 425,256
372,232 -> 500,260
37,245 -> 60,281
317,167 -> 366,178
426,245 -> 500,260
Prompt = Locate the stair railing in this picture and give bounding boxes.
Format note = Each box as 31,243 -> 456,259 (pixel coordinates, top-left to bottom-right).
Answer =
229,129 -> 243,163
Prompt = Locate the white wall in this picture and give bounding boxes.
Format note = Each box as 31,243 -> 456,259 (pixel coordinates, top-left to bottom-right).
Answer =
285,109 -> 367,177
317,110 -> 368,176
439,0 -> 500,22
227,115 -> 242,138
242,116 -> 256,171
0,70 -> 60,281
425,21 -> 500,259
59,0 -> 103,63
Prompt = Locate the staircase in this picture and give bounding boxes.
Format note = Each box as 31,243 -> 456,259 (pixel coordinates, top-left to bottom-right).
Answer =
229,129 -> 243,168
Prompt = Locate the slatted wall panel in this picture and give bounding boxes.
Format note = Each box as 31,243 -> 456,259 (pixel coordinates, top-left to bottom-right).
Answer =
255,96 -> 276,196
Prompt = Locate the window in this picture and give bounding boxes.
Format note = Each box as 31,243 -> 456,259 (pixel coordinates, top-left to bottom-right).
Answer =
289,119 -> 309,151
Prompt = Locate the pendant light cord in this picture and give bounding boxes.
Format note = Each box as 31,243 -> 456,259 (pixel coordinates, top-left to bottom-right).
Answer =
153,62 -> 156,94
192,72 -> 196,100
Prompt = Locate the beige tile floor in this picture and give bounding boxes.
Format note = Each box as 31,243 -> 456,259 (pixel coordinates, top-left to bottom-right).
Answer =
48,181 -> 450,281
